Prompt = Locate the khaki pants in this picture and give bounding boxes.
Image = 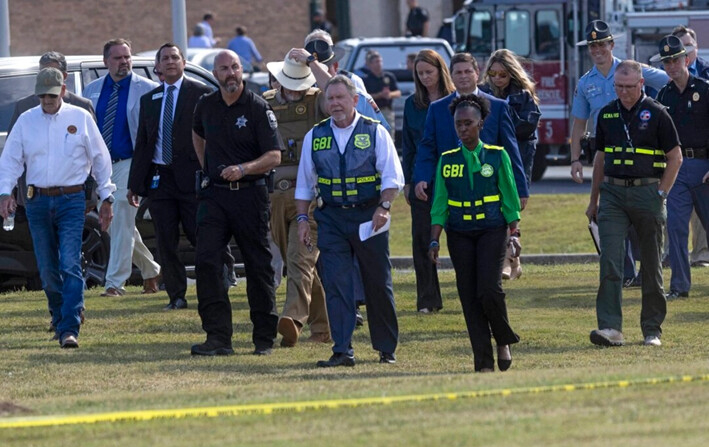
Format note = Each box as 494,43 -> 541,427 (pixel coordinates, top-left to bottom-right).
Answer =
270,187 -> 330,335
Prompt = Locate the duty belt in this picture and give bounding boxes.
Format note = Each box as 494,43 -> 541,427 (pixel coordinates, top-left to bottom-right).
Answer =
33,184 -> 84,196
681,146 -> 708,159
603,176 -> 660,187
322,197 -> 379,210
212,178 -> 267,190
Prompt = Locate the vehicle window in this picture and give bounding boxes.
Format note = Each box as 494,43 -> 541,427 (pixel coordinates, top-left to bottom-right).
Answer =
453,13 -> 467,52
0,75 -> 37,133
505,10 -> 531,57
536,10 -> 561,59
350,43 -> 452,83
468,11 -> 493,55
184,68 -> 217,90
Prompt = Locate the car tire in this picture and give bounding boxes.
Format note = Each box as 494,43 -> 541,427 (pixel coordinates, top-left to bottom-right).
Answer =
81,211 -> 110,289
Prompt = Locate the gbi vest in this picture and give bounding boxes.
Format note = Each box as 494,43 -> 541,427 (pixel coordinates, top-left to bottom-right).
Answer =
440,145 -> 506,231
311,116 -> 381,206
263,88 -> 320,167
599,97 -> 667,178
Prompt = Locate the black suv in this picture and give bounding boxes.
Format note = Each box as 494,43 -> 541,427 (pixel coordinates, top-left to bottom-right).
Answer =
0,56 -> 221,290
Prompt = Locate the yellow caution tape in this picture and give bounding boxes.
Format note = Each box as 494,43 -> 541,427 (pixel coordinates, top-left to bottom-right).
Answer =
1,374 -> 706,429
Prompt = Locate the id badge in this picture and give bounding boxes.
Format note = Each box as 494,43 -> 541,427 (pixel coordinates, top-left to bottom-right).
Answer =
151,173 -> 160,189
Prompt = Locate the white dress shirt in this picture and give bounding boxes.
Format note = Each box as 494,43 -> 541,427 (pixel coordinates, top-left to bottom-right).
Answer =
152,77 -> 183,164
0,102 -> 116,200
295,112 -> 404,201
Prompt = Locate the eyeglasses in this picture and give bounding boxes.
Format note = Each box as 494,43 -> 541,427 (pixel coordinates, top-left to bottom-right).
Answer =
38,94 -> 59,99
613,81 -> 641,91
487,70 -> 508,79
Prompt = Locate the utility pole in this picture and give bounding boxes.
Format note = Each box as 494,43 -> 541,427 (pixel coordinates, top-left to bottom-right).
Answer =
0,0 -> 10,57
171,0 -> 188,53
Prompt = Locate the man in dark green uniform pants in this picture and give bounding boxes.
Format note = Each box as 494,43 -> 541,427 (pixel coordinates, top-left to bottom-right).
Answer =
586,60 -> 682,347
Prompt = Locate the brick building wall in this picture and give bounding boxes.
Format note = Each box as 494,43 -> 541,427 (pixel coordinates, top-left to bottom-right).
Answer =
8,0 -> 312,64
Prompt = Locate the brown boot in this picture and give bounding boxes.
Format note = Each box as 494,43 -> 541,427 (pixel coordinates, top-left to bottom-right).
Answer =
305,332 -> 332,344
142,275 -> 160,294
278,317 -> 301,347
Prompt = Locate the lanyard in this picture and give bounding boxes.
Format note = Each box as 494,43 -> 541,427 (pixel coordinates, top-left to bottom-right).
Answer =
615,95 -> 645,150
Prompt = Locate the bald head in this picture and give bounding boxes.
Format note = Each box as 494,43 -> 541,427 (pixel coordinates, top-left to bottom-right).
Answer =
213,50 -> 243,94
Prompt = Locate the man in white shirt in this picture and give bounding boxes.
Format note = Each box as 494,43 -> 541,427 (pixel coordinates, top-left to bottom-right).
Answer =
0,68 -> 116,348
295,75 -> 404,367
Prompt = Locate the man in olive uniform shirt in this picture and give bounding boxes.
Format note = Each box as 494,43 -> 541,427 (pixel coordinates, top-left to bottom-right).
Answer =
264,55 -> 331,347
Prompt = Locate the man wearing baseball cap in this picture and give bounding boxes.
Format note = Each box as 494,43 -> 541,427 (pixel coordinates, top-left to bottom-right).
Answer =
263,55 -> 331,347
654,35 -> 709,301
0,68 -> 116,349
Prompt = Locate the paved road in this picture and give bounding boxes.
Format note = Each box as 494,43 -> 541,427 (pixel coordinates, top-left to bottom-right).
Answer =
530,165 -> 591,195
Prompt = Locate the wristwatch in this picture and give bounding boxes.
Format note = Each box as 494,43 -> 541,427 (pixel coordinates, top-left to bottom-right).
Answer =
379,200 -> 391,211
103,194 -> 115,204
658,190 -> 668,200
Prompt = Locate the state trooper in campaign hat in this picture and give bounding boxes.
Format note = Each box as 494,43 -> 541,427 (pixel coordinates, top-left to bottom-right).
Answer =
576,20 -> 622,46
650,34 -> 695,63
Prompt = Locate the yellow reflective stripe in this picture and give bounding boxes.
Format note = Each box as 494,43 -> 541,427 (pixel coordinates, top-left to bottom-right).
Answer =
604,147 -> 614,153
463,215 -> 472,220
345,177 -> 356,183
625,148 -> 634,153
624,160 -> 633,165
346,190 -> 358,196
332,178 -> 342,184
375,185 -> 381,190
615,146 -> 623,152
474,200 -> 482,206
448,200 -> 462,207
483,195 -> 500,203
613,160 -> 621,165
463,201 -> 471,207
653,162 -> 667,168
332,191 -> 342,196
635,148 -> 655,155
356,175 -> 376,183
654,150 -> 664,156
476,213 -> 485,220
318,178 -> 331,185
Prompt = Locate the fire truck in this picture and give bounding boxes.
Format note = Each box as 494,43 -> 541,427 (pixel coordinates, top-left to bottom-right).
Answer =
451,0 -> 632,180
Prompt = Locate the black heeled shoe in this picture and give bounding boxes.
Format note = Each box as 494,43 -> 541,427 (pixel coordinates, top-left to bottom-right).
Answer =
497,345 -> 512,371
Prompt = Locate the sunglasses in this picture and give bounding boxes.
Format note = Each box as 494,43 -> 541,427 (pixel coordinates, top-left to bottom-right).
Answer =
487,70 -> 509,79
38,94 -> 59,99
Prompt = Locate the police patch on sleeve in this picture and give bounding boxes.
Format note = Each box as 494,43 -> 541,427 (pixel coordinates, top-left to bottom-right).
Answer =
266,110 -> 278,130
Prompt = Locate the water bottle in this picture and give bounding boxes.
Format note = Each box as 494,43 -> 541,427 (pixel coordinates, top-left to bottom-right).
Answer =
3,213 -> 15,231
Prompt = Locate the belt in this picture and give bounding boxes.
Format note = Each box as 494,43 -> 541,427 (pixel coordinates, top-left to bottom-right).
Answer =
604,176 -> 660,187
681,147 -> 708,159
35,185 -> 84,196
112,157 -> 131,164
212,178 -> 267,190
275,178 -> 296,191
326,198 -> 379,209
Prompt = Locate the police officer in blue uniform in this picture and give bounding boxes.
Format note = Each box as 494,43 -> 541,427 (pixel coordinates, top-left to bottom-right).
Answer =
586,60 -> 682,348
654,35 -> 709,299
295,75 -> 404,367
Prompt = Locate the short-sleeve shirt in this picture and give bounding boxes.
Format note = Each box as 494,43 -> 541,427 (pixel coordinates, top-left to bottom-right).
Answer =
572,56 -> 669,136
406,7 -> 429,36
656,75 -> 709,149
193,86 -> 284,181
363,71 -> 399,109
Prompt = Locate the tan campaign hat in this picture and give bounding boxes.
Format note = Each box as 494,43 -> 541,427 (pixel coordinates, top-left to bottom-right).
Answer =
267,56 -> 316,92
35,67 -> 63,96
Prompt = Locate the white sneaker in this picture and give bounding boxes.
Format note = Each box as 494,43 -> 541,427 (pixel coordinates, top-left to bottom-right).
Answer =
590,328 -> 625,346
644,335 -> 662,346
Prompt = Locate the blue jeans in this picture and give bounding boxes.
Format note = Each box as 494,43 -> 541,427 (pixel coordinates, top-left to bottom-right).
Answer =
25,191 -> 86,338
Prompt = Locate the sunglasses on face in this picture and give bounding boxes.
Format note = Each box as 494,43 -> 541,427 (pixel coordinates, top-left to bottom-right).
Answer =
487,70 -> 508,79
38,94 -> 59,99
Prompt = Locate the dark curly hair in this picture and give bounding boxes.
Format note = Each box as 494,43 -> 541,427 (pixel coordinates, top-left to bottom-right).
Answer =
449,94 -> 490,120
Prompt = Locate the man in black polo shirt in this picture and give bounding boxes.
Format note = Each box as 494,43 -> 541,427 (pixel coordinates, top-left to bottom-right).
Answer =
191,50 -> 283,356
586,60 -> 682,348
361,50 -> 400,140
405,0 -> 430,37
654,35 -> 709,299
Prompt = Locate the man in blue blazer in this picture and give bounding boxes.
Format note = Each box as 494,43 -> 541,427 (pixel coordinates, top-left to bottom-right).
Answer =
413,52 -> 529,207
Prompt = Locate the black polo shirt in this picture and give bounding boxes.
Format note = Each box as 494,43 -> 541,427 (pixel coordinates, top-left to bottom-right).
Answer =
193,85 -> 284,181
406,7 -> 429,36
656,74 -> 709,150
595,95 -> 679,178
362,71 -> 399,109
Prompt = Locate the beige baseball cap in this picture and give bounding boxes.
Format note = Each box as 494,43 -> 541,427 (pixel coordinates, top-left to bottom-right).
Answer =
35,67 -> 64,96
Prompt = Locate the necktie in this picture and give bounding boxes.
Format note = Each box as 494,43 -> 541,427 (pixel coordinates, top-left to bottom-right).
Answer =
101,83 -> 121,151
162,85 -> 177,165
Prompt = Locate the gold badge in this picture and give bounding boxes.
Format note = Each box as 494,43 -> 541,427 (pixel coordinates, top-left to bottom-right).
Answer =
664,45 -> 670,53
67,125 -> 77,134
693,92 -> 700,102
591,31 -> 597,40
295,104 -> 306,115
27,185 -> 34,199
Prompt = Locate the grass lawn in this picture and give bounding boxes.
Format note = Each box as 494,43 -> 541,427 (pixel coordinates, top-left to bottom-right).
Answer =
1,264 -> 708,446
389,193 -> 596,256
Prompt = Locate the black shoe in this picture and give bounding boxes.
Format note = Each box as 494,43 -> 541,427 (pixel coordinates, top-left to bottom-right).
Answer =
497,345 -> 512,371
191,340 -> 234,356
253,347 -> 272,356
163,302 -> 176,310
355,309 -> 364,327
174,298 -> 188,309
379,352 -> 396,364
666,290 -> 689,300
317,353 -> 355,368
623,277 -> 641,288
